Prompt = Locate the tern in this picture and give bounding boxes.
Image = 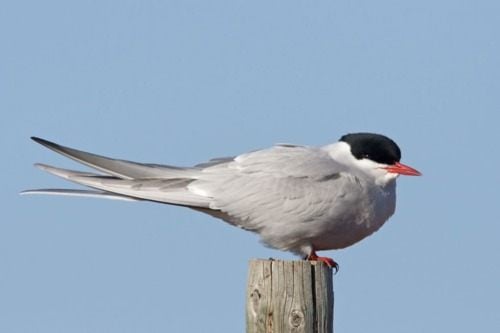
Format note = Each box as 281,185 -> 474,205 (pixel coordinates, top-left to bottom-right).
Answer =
23,133 -> 421,270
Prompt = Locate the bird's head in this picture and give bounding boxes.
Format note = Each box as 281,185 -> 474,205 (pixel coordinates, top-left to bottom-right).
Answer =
337,133 -> 421,184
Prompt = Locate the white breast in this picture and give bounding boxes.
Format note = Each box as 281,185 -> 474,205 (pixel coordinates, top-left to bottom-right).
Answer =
308,177 -> 397,251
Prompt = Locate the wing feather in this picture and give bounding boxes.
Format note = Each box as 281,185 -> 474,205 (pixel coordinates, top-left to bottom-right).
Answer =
20,189 -> 139,201
31,137 -> 199,179
192,145 -> 348,235
32,164 -> 211,207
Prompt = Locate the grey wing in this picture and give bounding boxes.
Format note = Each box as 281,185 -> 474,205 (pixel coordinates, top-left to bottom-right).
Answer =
189,145 -> 350,249
25,137 -> 212,207
26,164 -> 212,207
30,137 -> 199,179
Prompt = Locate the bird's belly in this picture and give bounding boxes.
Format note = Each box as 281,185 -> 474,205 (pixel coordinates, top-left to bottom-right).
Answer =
311,189 -> 396,250
312,216 -> 385,250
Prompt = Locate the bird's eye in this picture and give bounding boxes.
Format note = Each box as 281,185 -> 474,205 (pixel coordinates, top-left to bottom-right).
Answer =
363,154 -> 370,159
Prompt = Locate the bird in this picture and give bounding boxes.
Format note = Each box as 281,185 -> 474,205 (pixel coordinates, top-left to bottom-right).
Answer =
23,133 -> 421,270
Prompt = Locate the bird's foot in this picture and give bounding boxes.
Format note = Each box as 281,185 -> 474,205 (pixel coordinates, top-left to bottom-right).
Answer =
306,252 -> 339,273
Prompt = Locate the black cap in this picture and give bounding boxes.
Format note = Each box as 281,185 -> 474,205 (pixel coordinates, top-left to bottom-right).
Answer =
340,133 -> 401,165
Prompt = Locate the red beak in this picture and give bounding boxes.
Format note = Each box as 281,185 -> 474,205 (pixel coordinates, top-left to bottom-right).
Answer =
384,162 -> 422,176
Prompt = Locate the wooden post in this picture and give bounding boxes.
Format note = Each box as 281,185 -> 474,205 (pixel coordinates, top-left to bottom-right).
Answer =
246,259 -> 334,333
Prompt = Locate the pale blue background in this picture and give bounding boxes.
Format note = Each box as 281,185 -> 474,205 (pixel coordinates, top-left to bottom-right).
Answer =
2,1 -> 499,332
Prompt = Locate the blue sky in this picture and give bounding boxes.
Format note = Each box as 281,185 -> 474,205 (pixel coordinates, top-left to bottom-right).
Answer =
2,1 -> 499,332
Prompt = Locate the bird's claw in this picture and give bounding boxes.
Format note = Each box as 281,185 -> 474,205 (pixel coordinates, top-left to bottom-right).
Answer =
306,253 -> 339,273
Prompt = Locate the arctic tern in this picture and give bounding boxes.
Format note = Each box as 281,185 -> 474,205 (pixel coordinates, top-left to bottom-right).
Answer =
23,133 -> 421,270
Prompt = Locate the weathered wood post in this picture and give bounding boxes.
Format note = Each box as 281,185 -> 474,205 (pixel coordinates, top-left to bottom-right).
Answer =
246,259 -> 334,333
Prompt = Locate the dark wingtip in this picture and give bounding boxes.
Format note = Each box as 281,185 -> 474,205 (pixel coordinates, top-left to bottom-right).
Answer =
31,136 -> 44,143
31,136 -> 57,148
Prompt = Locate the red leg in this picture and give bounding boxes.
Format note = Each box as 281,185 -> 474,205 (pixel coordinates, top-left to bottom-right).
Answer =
307,251 -> 339,272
